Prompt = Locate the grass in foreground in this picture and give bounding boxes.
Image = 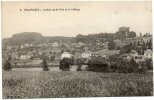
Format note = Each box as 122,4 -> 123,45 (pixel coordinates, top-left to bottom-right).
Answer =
2,71 -> 153,98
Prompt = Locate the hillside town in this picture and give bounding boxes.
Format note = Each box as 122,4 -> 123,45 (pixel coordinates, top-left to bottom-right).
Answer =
2,26 -> 152,69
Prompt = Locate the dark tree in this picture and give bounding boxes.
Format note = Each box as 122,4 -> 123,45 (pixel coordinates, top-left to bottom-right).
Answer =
59,58 -> 72,71
42,59 -> 49,71
3,60 -> 12,71
129,42 -> 133,46
120,44 -> 132,54
50,55 -> 55,62
75,58 -> 85,71
141,42 -> 147,55
137,62 -> 147,73
129,59 -> 139,73
148,39 -> 152,50
108,54 -> 120,62
108,40 -> 116,50
137,41 -> 141,46
146,41 -> 149,47
88,56 -> 109,72
145,59 -> 153,70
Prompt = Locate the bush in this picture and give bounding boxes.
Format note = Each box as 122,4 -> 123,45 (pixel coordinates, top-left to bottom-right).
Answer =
59,58 -> 73,71
3,60 -> 12,71
116,59 -> 139,73
137,62 -> 147,73
87,57 -> 109,72
145,59 -> 153,70
75,58 -> 85,71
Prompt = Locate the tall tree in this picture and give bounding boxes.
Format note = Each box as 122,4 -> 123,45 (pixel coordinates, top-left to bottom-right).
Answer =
42,59 -> 49,71
50,55 -> 55,62
141,42 -> 147,54
148,39 -> 152,50
137,41 -> 141,46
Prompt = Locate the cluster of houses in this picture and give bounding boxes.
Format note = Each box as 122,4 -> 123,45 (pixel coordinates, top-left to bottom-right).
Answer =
120,49 -> 152,63
61,49 -> 152,63
2,26 -> 152,68
3,38 -> 152,68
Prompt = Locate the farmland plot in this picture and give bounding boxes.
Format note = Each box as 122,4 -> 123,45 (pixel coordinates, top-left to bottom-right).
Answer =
2,71 -> 153,98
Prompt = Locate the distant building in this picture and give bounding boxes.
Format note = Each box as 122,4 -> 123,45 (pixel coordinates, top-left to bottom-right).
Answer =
114,39 -> 123,47
20,54 -> 32,60
11,52 -> 20,60
20,45 -> 25,49
52,42 -> 59,47
74,52 -> 82,59
78,42 -> 85,46
134,55 -> 145,63
61,52 -> 72,59
130,50 -> 138,57
144,49 -> 152,59
120,53 -> 133,61
118,26 -> 130,38
7,46 -> 12,50
81,51 -> 92,59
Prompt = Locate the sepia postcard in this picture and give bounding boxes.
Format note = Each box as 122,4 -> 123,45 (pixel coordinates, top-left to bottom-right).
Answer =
1,0 -> 153,99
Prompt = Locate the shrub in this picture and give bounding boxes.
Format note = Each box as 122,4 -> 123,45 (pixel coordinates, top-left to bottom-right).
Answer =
145,59 -> 153,70
75,58 -> 85,71
59,58 -> 73,71
137,62 -> 147,73
3,60 -> 12,71
116,59 -> 139,73
87,57 -> 109,72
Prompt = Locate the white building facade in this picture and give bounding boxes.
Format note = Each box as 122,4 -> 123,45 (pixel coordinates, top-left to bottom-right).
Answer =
61,52 -> 72,59
81,51 -> 92,59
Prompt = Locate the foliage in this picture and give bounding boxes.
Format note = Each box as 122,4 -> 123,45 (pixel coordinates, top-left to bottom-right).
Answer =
75,58 -> 85,71
128,31 -> 136,38
137,62 -> 148,73
3,32 -> 74,46
120,41 -> 148,55
2,71 -> 153,98
108,40 -> 116,50
88,57 -> 109,72
141,42 -> 147,55
75,33 -> 116,44
145,59 -> 153,70
50,55 -> 55,62
120,44 -> 132,54
59,58 -> 73,71
108,54 -> 120,62
148,39 -> 152,50
116,59 -> 139,73
41,59 -> 49,71
3,60 -> 12,71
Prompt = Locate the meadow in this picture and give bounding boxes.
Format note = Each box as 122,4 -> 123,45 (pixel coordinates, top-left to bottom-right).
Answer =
2,71 -> 153,98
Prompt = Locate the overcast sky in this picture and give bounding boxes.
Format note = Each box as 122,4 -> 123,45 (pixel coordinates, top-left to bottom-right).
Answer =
2,1 -> 152,38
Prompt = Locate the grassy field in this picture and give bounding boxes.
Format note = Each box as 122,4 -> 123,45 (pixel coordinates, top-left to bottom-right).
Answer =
2,71 -> 153,98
